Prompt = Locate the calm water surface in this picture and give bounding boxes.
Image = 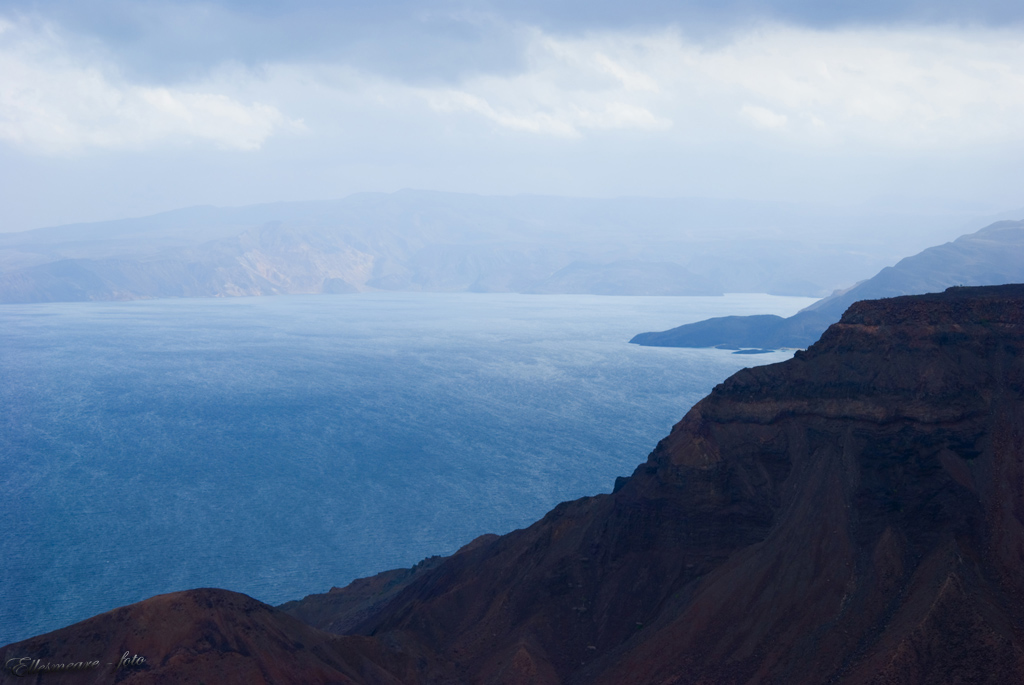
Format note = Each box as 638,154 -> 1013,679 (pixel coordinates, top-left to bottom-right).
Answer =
0,292 -> 814,645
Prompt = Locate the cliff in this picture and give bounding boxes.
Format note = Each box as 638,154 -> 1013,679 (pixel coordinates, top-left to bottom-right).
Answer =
631,218 -> 1024,350
5,284 -> 1024,684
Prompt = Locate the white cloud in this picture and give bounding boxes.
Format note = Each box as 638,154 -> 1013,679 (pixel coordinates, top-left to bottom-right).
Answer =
0,21 -> 293,153
4,11 -> 1024,213
424,89 -> 581,136
741,104 -> 788,129
680,25 -> 1024,146
415,29 -> 671,137
5,16 -> 1024,231
398,24 -> 1024,148
5,18 -> 1024,154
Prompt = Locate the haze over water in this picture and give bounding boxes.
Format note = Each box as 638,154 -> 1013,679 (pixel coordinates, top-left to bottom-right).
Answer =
0,292 -> 813,645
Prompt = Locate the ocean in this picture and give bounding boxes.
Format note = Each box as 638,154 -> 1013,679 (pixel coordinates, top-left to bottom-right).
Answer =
0,292 -> 814,645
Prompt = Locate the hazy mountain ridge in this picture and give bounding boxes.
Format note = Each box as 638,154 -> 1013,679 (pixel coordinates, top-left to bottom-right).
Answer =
631,218 -> 1024,349
0,190 -> 998,303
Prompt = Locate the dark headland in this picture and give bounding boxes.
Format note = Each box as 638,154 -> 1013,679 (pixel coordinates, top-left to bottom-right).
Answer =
5,284 -> 1024,684
631,218 -> 1024,350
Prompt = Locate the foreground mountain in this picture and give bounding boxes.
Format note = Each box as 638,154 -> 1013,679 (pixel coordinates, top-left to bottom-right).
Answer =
0,191 -> 992,303
0,589 -> 422,684
5,284 -> 1024,684
631,218 -> 1024,350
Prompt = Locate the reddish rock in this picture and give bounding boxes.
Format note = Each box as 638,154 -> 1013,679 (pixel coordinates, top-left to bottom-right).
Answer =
279,536 -> 496,636
0,589 -> 424,684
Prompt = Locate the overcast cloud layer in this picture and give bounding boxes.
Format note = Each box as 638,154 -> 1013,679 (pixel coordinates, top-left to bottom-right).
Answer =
1,0 -> 1023,232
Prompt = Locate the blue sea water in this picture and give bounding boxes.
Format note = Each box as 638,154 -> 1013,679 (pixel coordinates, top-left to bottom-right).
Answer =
0,292 -> 814,646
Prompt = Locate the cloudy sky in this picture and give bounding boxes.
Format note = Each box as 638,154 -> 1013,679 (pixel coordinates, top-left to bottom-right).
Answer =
1,0 -> 1023,232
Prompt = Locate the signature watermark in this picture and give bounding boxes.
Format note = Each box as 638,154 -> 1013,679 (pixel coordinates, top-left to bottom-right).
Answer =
3,651 -> 146,677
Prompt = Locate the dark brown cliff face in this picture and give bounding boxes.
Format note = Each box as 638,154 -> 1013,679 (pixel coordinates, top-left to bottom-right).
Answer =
6,284 -> 1024,684
328,284 -> 1024,684
583,286 -> 1024,684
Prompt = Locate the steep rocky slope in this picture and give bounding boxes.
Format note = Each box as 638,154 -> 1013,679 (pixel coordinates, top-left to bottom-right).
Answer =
5,284 -> 1024,684
632,218 -> 1024,349
283,283 -> 1024,684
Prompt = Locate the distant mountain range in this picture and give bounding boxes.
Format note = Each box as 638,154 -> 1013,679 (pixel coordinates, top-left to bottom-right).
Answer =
0,190 -> 1001,303
631,218 -> 1024,349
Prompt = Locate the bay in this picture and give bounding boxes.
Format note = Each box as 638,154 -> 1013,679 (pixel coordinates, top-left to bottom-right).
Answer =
0,292 -> 814,645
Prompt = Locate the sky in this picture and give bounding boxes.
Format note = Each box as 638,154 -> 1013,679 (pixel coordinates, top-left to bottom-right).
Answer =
1,0 -> 1024,232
